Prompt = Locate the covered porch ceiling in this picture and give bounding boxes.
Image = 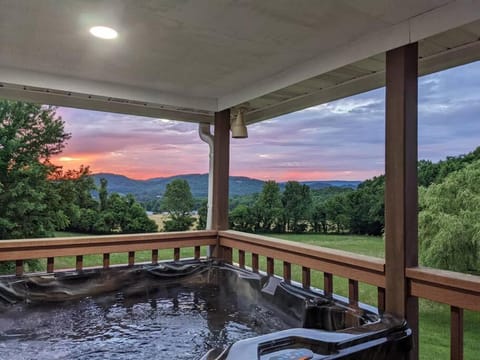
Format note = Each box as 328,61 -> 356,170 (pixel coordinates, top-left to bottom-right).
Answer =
1,0 -> 480,124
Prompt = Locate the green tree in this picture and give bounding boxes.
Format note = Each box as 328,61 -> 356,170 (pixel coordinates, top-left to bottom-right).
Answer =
347,176 -> 384,235
50,166 -> 98,232
0,101 -> 70,272
419,160 -> 480,273
324,195 -> 349,233
99,178 -> 108,212
93,183 -> 157,234
282,181 -> 312,233
162,179 -> 195,231
229,204 -> 255,232
197,199 -> 207,230
0,101 -> 70,240
255,180 -> 282,232
309,203 -> 328,233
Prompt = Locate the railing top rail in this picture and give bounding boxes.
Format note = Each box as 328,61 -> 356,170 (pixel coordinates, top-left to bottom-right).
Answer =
219,230 -> 385,273
406,266 -> 480,294
0,230 -> 217,249
0,230 -> 217,261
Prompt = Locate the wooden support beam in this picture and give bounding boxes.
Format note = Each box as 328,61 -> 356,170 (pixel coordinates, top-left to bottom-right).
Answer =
212,109 -> 230,232
385,42 -> 419,360
194,246 -> 201,260
173,248 -> 180,261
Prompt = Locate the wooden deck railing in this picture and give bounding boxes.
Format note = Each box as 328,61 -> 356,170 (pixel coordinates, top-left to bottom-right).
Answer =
0,229 -> 478,360
218,230 -> 480,360
0,230 -> 217,275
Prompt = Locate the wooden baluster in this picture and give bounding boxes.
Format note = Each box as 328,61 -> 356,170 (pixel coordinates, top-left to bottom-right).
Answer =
266,257 -> 274,276
174,248 -> 180,261
349,279 -> 359,306
47,257 -> 54,273
15,260 -> 24,276
238,250 -> 245,269
103,253 -> 110,269
324,272 -> 333,295
76,255 -> 83,271
194,246 -> 201,260
377,287 -> 386,313
222,247 -> 233,264
252,253 -> 259,273
128,251 -> 135,266
283,262 -> 291,283
152,249 -> 158,264
302,267 -> 310,289
451,306 -> 464,360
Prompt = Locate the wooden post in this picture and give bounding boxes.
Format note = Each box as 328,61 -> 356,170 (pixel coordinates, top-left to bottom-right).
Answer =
76,255 -> 83,271
15,260 -> 23,276
451,306 -> 464,360
302,266 -> 311,289
385,42 -> 419,360
103,253 -> 110,269
324,272 -> 333,295
252,253 -> 259,273
239,250 -> 245,268
128,251 -> 135,266
283,262 -> 291,283
266,257 -> 274,276
47,257 -> 54,273
212,109 -> 231,261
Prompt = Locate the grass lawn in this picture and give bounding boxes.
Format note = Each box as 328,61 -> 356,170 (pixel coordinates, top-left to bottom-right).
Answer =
18,231 -> 480,359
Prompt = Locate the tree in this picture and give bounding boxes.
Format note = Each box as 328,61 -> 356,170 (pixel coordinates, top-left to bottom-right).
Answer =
0,101 -> 70,273
419,160 -> 480,273
309,203 -> 328,233
282,181 -> 312,233
255,180 -> 283,232
92,181 -> 157,234
197,199 -> 207,230
229,204 -> 255,232
50,165 -> 98,232
324,195 -> 349,233
99,178 -> 108,211
162,179 -> 195,231
347,176 -> 384,235
0,101 -> 70,240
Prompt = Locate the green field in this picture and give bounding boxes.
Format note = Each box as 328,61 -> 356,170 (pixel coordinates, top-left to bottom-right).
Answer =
13,232 -> 480,359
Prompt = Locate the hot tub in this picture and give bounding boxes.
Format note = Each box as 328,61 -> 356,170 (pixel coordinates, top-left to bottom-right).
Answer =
0,260 -> 411,359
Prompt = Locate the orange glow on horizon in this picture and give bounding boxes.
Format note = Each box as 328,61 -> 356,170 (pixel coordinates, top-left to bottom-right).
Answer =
52,153 -> 375,181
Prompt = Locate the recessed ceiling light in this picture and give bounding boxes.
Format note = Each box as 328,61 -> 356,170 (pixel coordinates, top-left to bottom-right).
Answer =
89,26 -> 118,40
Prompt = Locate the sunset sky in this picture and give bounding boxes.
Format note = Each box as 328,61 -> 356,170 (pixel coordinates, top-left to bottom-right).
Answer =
52,61 -> 480,182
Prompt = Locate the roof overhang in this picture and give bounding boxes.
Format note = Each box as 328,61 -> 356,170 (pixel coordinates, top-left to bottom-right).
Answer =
1,1 -> 480,124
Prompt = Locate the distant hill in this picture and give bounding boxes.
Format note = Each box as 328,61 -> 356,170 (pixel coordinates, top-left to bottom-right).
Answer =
91,173 -> 360,200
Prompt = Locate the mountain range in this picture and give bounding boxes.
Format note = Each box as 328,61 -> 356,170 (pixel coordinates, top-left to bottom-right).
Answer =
91,173 -> 361,200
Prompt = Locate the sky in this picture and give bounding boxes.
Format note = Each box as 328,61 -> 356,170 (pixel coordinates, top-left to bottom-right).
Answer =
52,61 -> 480,182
